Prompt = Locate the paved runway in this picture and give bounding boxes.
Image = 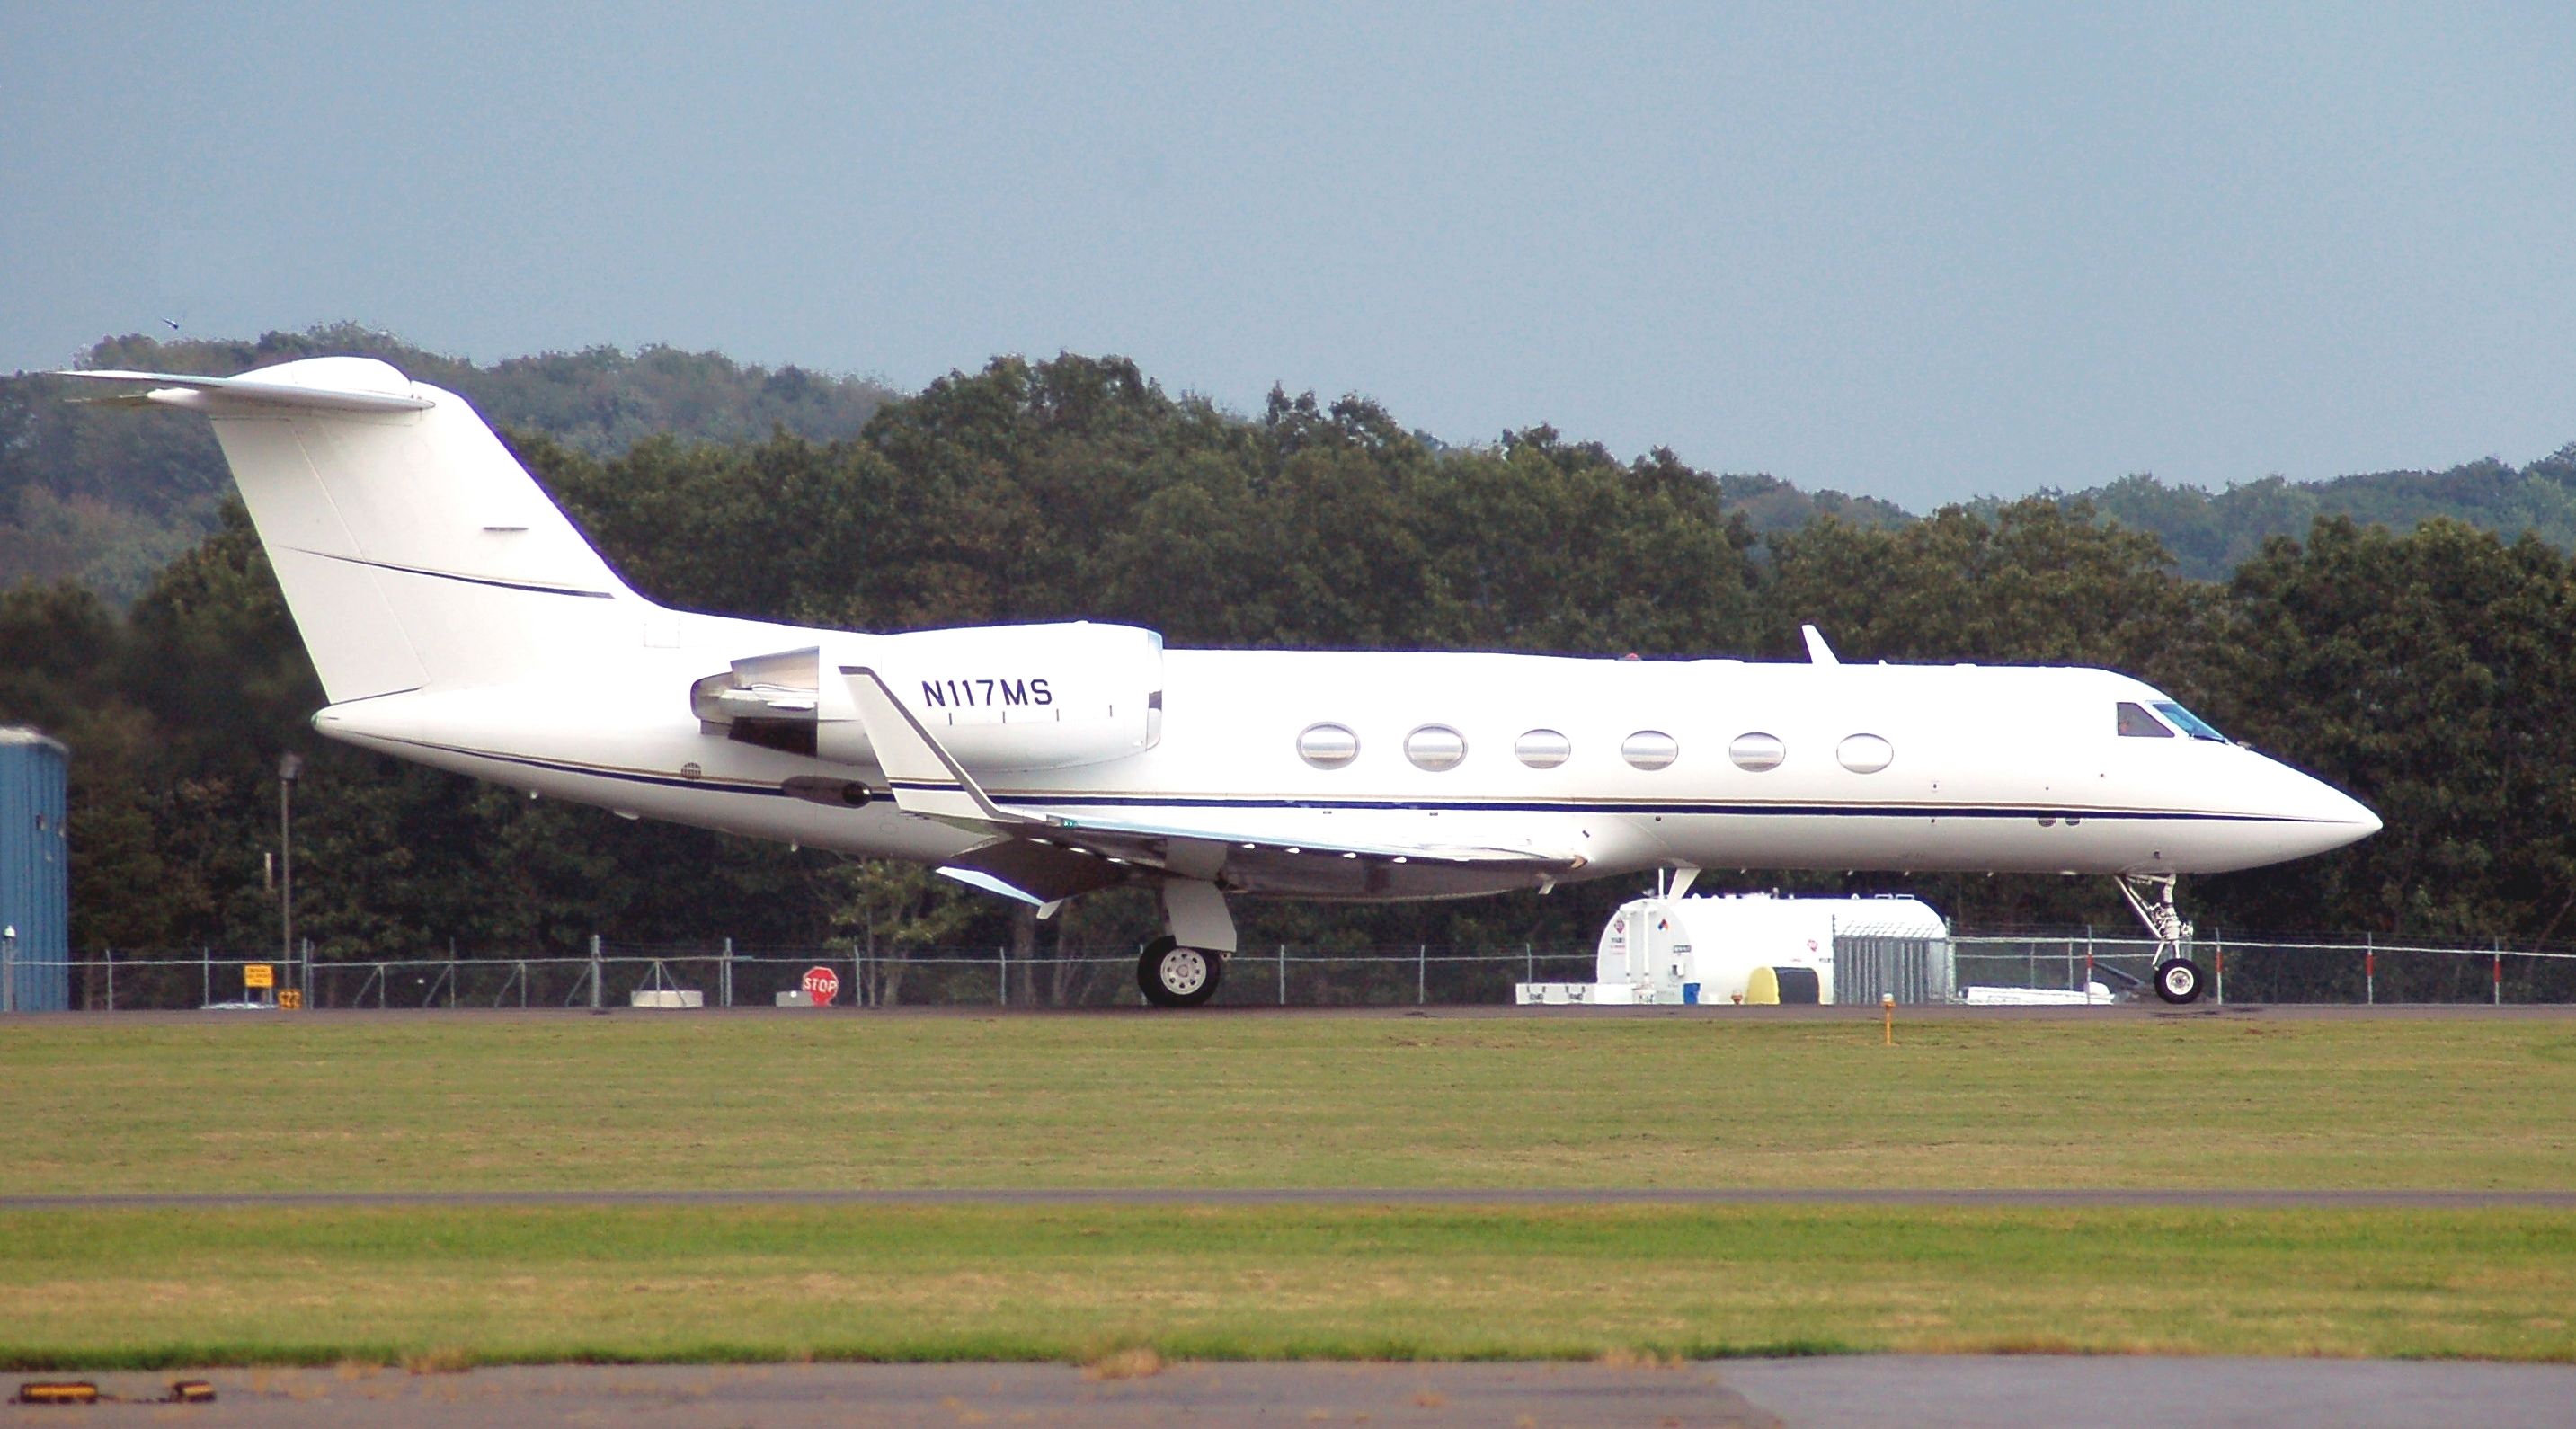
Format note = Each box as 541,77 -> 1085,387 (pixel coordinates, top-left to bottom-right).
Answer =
9,1185 -> 2575,1211
14,1357 -> 2576,1427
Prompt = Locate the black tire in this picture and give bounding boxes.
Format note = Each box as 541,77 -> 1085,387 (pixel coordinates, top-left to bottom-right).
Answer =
1137,936 -> 1222,1008
2154,957 -> 2205,1005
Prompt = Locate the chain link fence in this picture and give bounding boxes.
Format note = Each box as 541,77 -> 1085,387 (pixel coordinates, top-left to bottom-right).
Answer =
43,942 -> 1603,1012
28,933 -> 2576,1010
1952,932 -> 2576,1005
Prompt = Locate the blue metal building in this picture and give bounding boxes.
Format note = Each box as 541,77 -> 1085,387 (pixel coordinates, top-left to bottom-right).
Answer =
0,728 -> 70,1012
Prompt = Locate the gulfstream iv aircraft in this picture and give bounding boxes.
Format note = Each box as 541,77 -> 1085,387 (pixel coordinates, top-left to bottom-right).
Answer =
67,358 -> 2380,1006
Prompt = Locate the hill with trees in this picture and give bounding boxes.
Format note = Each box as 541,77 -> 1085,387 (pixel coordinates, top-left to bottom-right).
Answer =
11,324 -> 2574,600
2012,453 -> 2576,581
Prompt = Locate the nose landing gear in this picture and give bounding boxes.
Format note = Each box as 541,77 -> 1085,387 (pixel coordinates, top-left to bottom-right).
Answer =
2152,956 -> 2205,1004
2118,872 -> 2206,1004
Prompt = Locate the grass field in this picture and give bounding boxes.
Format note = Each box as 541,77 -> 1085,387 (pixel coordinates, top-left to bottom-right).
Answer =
5,1010 -> 2574,1367
5,1204 -> 2573,1369
9,1010 -> 2576,1194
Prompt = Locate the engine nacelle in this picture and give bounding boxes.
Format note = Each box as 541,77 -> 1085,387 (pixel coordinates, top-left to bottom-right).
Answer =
693,622 -> 1164,775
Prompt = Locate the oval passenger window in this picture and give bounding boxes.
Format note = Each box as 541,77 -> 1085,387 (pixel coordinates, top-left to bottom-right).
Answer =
1297,723 -> 1360,769
1515,729 -> 1572,768
1728,732 -> 1786,772
1621,731 -> 1679,770
1837,733 -> 1894,774
1405,724 -> 1468,771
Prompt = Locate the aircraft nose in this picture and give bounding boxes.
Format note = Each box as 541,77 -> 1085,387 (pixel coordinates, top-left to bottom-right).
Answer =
2189,753 -> 2382,873
2289,768 -> 2380,851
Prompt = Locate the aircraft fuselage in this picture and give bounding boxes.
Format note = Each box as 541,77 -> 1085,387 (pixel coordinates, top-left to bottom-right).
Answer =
319,637 -> 2378,900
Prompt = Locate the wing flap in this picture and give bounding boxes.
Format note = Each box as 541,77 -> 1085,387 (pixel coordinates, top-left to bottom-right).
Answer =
942,837 -> 1131,902
965,815 -> 1580,900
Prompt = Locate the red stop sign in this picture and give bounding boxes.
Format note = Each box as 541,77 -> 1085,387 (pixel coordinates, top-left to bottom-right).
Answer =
802,966 -> 840,1006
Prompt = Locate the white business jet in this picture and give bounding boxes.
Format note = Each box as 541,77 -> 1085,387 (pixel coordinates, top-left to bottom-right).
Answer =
64,358 -> 2379,1007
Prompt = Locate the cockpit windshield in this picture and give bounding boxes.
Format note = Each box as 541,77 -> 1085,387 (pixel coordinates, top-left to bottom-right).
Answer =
2152,700 -> 2229,743
2115,702 -> 2172,738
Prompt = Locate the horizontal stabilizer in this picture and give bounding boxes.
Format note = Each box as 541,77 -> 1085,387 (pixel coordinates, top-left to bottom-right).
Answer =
54,364 -> 436,414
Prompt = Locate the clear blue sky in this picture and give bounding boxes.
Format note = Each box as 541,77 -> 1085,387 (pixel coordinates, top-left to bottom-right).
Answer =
4,3 -> 2571,507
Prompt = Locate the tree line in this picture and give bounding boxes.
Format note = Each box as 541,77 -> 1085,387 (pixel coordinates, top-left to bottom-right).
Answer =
3,350 -> 2570,1001
16,325 -> 2576,601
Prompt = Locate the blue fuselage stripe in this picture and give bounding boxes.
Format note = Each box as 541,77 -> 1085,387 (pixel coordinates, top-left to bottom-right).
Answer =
382,740 -> 2321,825
986,794 -> 2302,823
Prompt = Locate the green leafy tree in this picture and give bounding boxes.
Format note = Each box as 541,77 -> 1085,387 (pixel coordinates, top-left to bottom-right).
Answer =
2199,518 -> 2576,979
821,860 -> 980,1006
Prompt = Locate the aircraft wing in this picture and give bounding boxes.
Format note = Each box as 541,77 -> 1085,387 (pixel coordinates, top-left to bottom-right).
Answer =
939,812 -> 1583,904
841,666 -> 1583,905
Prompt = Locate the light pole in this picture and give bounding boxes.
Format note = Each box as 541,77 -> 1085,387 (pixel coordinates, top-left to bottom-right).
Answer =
279,753 -> 303,993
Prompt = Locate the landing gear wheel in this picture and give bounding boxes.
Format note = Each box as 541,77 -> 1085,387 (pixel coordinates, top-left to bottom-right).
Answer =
2154,958 -> 2206,1005
1138,936 -> 1222,1008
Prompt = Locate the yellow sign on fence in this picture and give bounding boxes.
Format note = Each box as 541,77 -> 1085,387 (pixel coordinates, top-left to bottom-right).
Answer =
244,963 -> 274,990
278,989 -> 303,1010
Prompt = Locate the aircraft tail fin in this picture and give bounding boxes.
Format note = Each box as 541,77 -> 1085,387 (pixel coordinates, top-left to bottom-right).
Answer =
59,359 -> 653,702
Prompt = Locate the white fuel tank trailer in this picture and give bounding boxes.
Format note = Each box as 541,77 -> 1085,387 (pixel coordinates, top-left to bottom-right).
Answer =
1519,892 -> 1951,1007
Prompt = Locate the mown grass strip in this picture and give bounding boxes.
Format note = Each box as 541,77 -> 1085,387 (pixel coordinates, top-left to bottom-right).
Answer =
3,1204 -> 2571,1369
8,1014 -> 2576,1194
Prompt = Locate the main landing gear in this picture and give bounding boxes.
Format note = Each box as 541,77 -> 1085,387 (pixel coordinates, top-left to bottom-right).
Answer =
1138,877 -> 1236,1009
2117,872 -> 2206,1004
1138,936 -> 1223,1007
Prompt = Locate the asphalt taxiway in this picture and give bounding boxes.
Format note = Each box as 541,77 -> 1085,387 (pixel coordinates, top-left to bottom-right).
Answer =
13,1357 -> 2576,1427
8,1185 -> 2576,1211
